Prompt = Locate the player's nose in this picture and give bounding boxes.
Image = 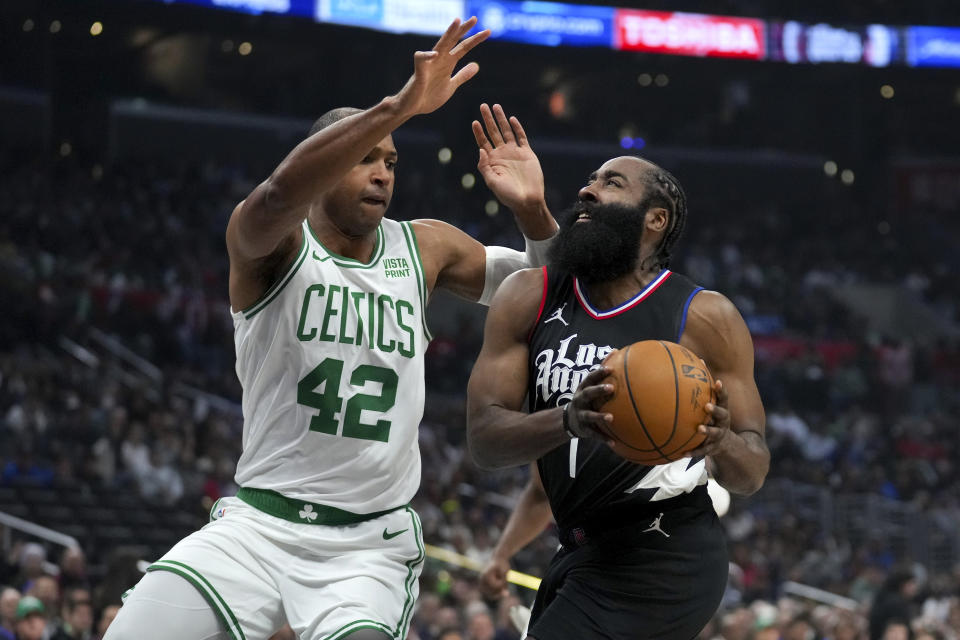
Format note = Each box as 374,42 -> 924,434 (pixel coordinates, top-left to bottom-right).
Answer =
371,163 -> 391,186
578,184 -> 599,202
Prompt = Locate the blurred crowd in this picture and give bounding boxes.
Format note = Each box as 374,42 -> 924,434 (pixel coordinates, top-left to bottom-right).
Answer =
1,151 -> 959,640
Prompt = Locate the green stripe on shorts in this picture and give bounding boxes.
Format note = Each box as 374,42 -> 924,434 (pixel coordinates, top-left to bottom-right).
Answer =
148,560 -> 247,640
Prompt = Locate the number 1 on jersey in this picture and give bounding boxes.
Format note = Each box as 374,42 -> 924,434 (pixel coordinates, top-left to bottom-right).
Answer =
297,357 -> 398,442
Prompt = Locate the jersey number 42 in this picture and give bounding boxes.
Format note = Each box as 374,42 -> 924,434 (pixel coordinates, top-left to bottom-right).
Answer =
297,357 -> 398,442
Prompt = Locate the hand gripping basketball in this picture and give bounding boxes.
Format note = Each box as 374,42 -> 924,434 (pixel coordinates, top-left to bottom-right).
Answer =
562,366 -> 616,442
684,379 -> 731,459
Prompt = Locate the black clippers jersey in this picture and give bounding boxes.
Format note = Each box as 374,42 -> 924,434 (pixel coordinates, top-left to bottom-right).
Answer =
528,266 -> 708,530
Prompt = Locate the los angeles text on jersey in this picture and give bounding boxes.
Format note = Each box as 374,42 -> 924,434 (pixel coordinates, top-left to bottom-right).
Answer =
534,333 -> 613,404
296,283 -> 417,358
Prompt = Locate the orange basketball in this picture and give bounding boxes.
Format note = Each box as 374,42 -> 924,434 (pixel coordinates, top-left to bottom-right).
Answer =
597,340 -> 715,465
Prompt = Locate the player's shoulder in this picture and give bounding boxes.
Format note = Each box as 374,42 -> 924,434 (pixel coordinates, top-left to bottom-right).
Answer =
487,267 -> 547,336
686,289 -> 745,327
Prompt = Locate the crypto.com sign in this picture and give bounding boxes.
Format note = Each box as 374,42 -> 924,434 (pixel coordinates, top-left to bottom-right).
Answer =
614,10 -> 766,59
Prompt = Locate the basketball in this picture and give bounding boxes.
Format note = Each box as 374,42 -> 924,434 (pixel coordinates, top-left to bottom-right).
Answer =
597,340 -> 716,465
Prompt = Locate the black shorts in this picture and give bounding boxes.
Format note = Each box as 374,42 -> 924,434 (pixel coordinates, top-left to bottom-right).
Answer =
527,504 -> 727,640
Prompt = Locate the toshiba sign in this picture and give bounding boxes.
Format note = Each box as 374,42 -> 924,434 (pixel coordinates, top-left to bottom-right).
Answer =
615,10 -> 766,59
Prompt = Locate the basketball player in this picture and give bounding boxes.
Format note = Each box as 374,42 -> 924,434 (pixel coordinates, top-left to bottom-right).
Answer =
105,18 -> 559,640
467,156 -> 769,639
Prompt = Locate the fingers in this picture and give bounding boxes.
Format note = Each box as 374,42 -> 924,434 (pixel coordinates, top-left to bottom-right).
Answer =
477,104 -> 525,149
472,120 -> 492,152
577,365 -> 611,391
510,115 -> 529,147
451,61 -> 480,88
578,382 -> 614,406
492,104 -> 514,143
435,17 -> 482,55
450,27 -> 490,58
433,17 -> 465,53
714,379 -> 728,406
480,103 -> 504,146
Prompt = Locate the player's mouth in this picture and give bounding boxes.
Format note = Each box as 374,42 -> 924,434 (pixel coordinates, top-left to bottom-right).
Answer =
361,196 -> 387,207
576,213 -> 592,223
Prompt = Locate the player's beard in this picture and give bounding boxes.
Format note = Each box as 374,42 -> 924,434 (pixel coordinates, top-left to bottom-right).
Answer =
548,201 -> 646,284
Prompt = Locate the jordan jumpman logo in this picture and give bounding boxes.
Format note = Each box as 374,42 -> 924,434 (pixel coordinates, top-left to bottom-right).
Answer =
643,513 -> 670,537
545,303 -> 569,326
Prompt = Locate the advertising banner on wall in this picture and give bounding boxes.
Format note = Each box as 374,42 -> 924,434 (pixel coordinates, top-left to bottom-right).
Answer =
468,1 -> 614,47
907,26 -> 960,68
769,21 -> 900,66
613,10 -> 766,60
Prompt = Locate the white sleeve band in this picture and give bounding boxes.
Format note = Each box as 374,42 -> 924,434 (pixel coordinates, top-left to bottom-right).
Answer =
477,233 -> 556,306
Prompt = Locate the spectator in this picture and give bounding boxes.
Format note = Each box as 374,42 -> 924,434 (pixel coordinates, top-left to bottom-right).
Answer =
869,568 -> 919,640
25,576 -> 58,627
50,587 -> 93,640
0,587 -> 19,640
91,604 -> 119,640
57,549 -> 88,592
13,596 -> 46,640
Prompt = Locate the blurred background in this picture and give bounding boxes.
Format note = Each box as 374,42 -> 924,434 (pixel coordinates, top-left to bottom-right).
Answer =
1,0 -> 959,639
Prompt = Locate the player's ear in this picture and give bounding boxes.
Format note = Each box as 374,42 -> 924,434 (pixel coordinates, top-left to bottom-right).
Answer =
644,206 -> 669,233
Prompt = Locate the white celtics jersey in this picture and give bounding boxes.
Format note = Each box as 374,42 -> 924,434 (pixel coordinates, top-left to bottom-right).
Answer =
231,218 -> 431,513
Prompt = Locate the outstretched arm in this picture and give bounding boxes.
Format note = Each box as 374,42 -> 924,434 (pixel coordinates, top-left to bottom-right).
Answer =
225,18 -> 489,310
465,269 -> 614,469
680,291 -> 769,495
412,105 -> 558,303
479,465 -> 553,599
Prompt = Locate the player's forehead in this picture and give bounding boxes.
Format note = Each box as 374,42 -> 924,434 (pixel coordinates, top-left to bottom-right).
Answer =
370,135 -> 397,157
591,156 -> 650,182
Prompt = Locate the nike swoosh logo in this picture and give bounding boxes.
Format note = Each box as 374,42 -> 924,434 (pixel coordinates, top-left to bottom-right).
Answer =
382,528 -> 408,540
312,251 -> 331,262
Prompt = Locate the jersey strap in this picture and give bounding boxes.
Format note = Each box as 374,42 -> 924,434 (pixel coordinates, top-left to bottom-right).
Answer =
236,487 -> 405,525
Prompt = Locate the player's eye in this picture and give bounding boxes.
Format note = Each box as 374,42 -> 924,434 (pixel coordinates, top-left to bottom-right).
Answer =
607,179 -> 621,187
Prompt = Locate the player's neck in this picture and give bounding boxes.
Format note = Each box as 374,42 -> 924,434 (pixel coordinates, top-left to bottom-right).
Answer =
583,266 -> 663,310
306,211 -> 379,263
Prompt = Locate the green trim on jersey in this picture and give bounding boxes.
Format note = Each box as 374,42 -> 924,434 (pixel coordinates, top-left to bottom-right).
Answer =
242,234 -> 309,320
148,560 -> 247,640
237,487 -> 405,526
394,507 -> 425,638
306,220 -> 385,269
399,222 -> 432,342
324,620 -> 394,640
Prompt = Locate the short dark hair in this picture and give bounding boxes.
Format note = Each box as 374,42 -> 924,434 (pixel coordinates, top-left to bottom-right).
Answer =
308,107 -> 363,137
638,163 -> 688,270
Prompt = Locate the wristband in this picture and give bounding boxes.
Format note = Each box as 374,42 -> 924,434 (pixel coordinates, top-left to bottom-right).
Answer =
562,403 -> 576,439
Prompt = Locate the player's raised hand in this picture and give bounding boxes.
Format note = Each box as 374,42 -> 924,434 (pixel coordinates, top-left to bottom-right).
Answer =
473,103 -> 545,213
393,17 -> 490,117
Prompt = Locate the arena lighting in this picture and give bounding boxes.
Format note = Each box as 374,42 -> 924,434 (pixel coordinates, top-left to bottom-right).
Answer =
880,84 -> 895,98
238,41 -> 253,55
90,22 -> 104,36
221,39 -> 234,52
637,73 -> 652,86
620,137 -> 646,149
22,19 -> 35,32
437,147 -> 452,164
485,199 -> 499,216
840,169 -> 855,185
59,142 -> 72,157
654,73 -> 669,86
461,173 -> 476,189
49,20 -> 61,34
823,160 -> 838,176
